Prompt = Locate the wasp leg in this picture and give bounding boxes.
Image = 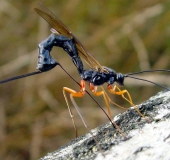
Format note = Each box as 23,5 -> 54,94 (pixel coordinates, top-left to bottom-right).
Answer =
63,80 -> 85,137
107,85 -> 150,122
89,83 -> 111,118
108,85 -> 133,105
89,83 -> 126,138
69,92 -> 105,156
100,86 -> 128,110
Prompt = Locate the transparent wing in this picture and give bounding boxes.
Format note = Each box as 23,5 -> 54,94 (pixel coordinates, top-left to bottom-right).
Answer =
34,3 -> 103,70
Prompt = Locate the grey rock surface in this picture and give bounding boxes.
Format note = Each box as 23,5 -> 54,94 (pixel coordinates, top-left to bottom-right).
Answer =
40,91 -> 170,160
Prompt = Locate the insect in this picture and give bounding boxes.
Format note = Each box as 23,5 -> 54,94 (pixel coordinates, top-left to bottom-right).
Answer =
33,4 -> 132,137
0,4 -> 122,156
34,4 -> 170,127
1,3 -> 170,157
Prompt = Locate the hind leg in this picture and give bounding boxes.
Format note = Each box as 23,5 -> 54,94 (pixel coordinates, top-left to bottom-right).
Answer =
63,80 -> 86,137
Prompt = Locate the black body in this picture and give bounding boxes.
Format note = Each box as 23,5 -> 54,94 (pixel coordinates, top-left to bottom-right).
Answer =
37,33 -> 124,86
37,34 -> 83,73
81,67 -> 124,86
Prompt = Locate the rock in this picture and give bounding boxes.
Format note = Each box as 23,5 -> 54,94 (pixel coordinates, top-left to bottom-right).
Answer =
40,90 -> 170,160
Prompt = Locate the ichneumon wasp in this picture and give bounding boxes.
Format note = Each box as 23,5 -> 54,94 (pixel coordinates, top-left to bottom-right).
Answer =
34,4 -> 170,129
0,3 -> 170,157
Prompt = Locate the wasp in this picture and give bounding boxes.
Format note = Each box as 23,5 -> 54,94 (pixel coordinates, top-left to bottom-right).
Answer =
0,3 -> 170,156
34,4 -> 170,132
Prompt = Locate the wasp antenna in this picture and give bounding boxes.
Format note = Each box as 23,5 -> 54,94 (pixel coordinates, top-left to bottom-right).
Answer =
0,71 -> 42,84
125,69 -> 170,76
125,75 -> 170,91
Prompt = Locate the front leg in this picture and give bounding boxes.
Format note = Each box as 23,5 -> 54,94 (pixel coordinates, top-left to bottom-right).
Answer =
107,85 -> 134,106
107,84 -> 150,122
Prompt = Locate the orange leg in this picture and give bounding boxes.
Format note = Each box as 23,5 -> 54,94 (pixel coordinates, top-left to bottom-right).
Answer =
89,83 -> 112,118
89,83 -> 126,138
100,86 -> 129,110
63,80 -> 85,137
108,85 -> 134,105
63,80 -> 126,138
107,84 -> 150,122
63,80 -> 105,156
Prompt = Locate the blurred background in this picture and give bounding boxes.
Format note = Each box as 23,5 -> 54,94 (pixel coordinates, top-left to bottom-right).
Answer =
0,0 -> 170,159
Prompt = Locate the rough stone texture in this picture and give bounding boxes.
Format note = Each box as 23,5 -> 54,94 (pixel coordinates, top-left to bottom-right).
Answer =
40,90 -> 170,160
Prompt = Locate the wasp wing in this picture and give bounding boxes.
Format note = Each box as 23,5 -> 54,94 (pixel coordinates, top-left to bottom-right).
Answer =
34,3 -> 103,70
34,4 -> 71,37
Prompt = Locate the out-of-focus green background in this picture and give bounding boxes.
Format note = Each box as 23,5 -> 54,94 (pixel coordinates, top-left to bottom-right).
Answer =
0,0 -> 170,159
